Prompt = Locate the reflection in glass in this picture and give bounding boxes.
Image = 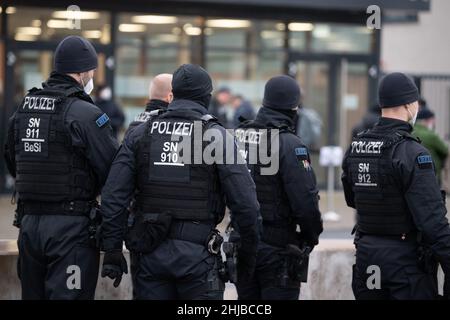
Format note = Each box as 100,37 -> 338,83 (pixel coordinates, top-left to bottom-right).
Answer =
8,7 -> 110,44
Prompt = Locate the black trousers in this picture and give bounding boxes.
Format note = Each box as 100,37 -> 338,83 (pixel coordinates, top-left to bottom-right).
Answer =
236,241 -> 300,300
17,215 -> 100,300
130,239 -> 224,300
352,234 -> 438,300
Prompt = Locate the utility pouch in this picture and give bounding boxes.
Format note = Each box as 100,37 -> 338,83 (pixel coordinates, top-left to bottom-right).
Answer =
125,212 -> 172,253
417,244 -> 437,274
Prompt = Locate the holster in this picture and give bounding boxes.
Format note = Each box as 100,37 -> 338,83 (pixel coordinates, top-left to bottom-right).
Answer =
207,255 -> 226,292
88,202 -> 102,248
279,243 -> 312,286
223,226 -> 240,284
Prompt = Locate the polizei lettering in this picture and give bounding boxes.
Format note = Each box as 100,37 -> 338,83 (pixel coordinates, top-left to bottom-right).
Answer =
351,141 -> 383,154
235,128 -> 264,145
22,96 -> 56,111
150,121 -> 193,136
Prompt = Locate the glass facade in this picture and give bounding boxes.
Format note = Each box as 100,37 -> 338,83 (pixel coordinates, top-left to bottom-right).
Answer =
115,14 -> 202,123
7,6 -> 110,44
1,5 -> 377,190
289,23 -> 372,53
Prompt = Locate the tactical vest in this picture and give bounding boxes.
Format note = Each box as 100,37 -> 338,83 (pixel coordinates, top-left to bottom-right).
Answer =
236,120 -> 292,227
346,130 -> 417,235
134,109 -> 225,224
127,109 -> 162,133
14,87 -> 96,206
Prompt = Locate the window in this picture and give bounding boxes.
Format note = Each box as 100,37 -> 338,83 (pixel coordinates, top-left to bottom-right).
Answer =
8,6 -> 110,44
115,13 -> 202,124
206,20 -> 284,108
289,22 -> 372,53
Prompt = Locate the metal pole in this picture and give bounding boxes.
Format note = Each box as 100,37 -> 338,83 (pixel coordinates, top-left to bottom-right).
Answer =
327,164 -> 335,214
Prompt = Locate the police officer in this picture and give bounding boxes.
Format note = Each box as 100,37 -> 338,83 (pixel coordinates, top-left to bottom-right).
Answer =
3,36 -> 118,299
234,75 -> 323,300
342,72 -> 450,300
125,73 -> 173,297
128,73 -> 173,130
100,64 -> 260,299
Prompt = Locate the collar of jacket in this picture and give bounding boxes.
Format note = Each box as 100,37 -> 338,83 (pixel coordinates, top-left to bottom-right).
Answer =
42,71 -> 93,103
374,117 -> 413,134
167,99 -> 208,115
255,106 -> 295,130
145,99 -> 169,112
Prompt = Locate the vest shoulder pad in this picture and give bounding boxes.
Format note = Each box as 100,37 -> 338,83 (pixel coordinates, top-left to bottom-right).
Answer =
396,130 -> 420,143
201,114 -> 221,128
149,109 -> 165,117
201,114 -> 218,123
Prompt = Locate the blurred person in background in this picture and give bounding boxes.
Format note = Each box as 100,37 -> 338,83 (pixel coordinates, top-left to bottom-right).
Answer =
128,73 -> 173,131
413,108 -> 448,184
95,84 -> 125,138
296,102 -> 323,152
351,103 -> 381,139
209,86 -> 231,127
231,94 -> 255,128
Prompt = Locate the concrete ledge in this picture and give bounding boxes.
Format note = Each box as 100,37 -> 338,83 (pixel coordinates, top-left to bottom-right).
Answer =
0,239 -> 356,299
0,239 -> 442,300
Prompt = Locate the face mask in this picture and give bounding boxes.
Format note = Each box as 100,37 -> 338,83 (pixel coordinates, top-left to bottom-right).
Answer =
80,75 -> 94,95
406,107 -> 418,126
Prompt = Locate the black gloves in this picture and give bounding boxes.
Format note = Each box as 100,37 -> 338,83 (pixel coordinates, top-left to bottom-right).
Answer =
101,250 -> 128,288
236,225 -> 259,281
297,218 -> 323,247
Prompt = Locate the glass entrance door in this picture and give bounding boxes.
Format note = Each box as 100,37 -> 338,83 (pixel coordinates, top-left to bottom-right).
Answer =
288,57 -> 370,187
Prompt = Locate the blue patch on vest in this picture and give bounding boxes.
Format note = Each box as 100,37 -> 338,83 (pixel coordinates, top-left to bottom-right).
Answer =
417,155 -> 432,164
95,113 -> 109,128
295,147 -> 308,156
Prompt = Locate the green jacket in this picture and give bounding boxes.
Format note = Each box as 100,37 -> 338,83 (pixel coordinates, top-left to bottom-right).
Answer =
413,123 -> 449,180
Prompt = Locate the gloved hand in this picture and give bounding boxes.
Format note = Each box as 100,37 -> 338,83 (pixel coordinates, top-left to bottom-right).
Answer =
101,250 -> 128,288
236,225 -> 259,281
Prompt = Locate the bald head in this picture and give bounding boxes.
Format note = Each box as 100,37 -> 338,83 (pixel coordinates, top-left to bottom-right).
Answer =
149,73 -> 173,103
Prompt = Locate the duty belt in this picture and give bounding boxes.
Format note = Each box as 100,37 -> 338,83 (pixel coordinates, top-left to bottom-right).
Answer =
168,220 -> 216,246
359,231 -> 419,243
18,200 -> 96,216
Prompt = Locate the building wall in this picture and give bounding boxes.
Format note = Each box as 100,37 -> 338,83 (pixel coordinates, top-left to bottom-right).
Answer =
382,0 -> 450,140
381,0 -> 450,74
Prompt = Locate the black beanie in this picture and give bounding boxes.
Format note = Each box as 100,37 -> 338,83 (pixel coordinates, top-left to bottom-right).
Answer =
263,75 -> 300,110
417,108 -> 435,120
378,72 -> 419,108
172,64 -> 213,107
54,36 -> 98,73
